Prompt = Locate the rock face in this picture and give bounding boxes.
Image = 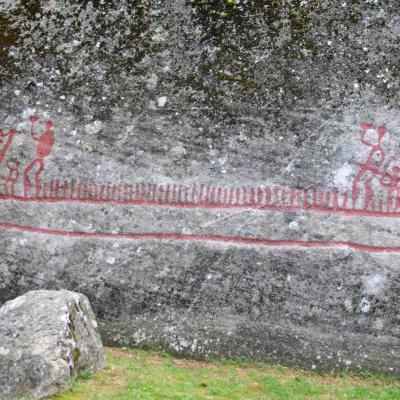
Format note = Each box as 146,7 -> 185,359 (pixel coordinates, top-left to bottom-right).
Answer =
0,290 -> 104,399
0,0 -> 400,376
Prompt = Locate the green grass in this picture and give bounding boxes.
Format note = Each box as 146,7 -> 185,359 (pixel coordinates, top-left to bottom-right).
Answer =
53,347 -> 400,400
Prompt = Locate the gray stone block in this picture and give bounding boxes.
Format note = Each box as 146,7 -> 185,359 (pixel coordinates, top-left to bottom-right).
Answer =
0,290 -> 104,399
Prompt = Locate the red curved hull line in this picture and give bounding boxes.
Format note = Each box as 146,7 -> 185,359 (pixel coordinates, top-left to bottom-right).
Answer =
1,222 -> 399,253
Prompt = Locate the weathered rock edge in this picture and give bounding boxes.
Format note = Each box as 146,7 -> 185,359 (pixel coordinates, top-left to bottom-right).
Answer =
0,290 -> 104,399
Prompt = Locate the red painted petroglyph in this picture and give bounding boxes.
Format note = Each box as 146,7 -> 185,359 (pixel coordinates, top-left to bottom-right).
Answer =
23,116 -> 55,197
0,127 -> 16,166
0,118 -> 399,217
5,161 -> 19,197
1,118 -> 400,252
2,221 -> 400,253
352,123 -> 388,210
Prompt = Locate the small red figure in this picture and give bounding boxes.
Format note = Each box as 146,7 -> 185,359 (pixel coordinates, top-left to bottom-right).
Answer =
380,166 -> 400,211
4,160 -> 19,197
352,123 -> 388,210
0,128 -> 17,167
24,116 -> 55,198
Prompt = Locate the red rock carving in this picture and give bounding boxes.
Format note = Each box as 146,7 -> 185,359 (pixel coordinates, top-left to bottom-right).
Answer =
2,119 -> 400,219
4,161 -> 19,196
351,123 -> 388,209
380,166 -> 400,211
2,119 -> 400,253
3,221 -> 400,253
0,128 -> 17,166
23,116 -> 55,197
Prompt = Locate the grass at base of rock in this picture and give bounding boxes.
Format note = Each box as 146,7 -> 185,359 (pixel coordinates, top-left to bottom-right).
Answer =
53,347 -> 400,400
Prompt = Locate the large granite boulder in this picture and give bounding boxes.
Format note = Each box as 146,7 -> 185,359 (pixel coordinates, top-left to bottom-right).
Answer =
0,290 -> 104,399
0,0 -> 400,376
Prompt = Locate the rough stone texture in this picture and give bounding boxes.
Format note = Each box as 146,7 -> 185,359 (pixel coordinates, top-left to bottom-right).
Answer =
0,290 -> 104,399
0,0 -> 400,376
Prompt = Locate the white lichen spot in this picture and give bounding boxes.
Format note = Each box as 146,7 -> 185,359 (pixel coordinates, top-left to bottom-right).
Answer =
132,330 -> 147,344
60,313 -> 70,324
85,120 -> 103,135
0,347 -> 10,355
92,319 -> 98,329
179,338 -> 190,348
284,160 -> 294,173
19,238 -> 28,247
206,273 -> 213,280
22,108 -> 37,119
73,294 -> 81,305
157,96 -> 167,107
106,256 -> 116,265
359,297 -> 371,313
333,162 -> 354,190
362,274 -> 386,297
288,220 -> 299,230
238,132 -> 248,142
218,155 -> 227,166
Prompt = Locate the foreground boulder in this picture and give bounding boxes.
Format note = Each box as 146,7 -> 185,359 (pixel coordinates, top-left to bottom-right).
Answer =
0,290 -> 104,399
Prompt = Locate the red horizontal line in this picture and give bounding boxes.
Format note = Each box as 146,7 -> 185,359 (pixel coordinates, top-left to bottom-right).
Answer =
0,222 -> 399,253
1,195 -> 400,219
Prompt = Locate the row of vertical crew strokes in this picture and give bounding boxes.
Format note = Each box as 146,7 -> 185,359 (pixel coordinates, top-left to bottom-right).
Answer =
1,179 -> 398,214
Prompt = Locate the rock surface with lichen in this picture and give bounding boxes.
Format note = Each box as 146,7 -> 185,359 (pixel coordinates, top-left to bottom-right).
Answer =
1,0 -> 400,377
0,290 -> 104,399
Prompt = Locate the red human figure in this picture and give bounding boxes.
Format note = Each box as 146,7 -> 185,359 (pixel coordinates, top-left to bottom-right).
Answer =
4,161 -> 19,197
0,128 -> 17,167
380,166 -> 400,211
23,116 -> 55,198
352,123 -> 387,209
